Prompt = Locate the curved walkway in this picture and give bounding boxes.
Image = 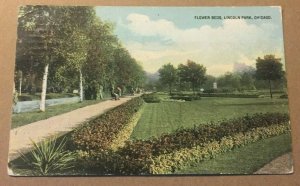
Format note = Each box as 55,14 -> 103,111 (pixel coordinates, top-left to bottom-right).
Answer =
8,95 -> 140,161
254,152 -> 293,174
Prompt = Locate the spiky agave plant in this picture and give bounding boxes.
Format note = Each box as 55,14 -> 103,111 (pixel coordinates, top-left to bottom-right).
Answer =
20,137 -> 76,175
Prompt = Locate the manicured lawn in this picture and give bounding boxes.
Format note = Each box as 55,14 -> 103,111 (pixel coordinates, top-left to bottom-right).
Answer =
11,100 -> 104,129
175,133 -> 292,174
131,97 -> 289,140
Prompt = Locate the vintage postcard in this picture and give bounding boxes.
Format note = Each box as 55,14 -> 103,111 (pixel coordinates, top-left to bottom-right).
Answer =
8,6 -> 292,176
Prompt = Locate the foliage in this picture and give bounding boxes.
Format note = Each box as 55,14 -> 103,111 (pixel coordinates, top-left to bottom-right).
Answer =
170,95 -> 201,101
202,75 -> 217,90
71,97 -> 144,151
158,63 -> 178,94
280,94 -> 288,99
256,55 -> 284,98
20,137 -> 76,175
142,93 -> 161,103
178,60 -> 207,93
217,72 -> 241,90
15,6 -> 146,105
256,55 -> 283,81
199,93 -> 260,98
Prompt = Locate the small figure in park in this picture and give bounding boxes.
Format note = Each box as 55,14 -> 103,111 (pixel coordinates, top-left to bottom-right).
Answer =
13,90 -> 20,113
110,87 -> 119,100
136,87 -> 141,94
99,85 -> 103,99
130,87 -> 135,96
117,86 -> 122,97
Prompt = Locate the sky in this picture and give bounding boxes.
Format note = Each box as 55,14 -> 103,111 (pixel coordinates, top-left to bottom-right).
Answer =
95,6 -> 285,76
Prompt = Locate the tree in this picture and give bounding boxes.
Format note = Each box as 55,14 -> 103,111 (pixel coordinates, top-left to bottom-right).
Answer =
158,63 -> 178,94
16,5 -> 146,105
202,75 -> 216,91
178,60 -> 206,94
217,72 -> 241,91
18,6 -> 58,111
256,55 -> 284,98
240,71 -> 255,90
83,20 -> 118,99
55,7 -> 95,102
17,6 -> 81,111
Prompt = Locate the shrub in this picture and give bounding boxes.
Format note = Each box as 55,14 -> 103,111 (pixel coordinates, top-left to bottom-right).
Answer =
198,93 -> 260,98
20,137 -> 76,175
46,93 -> 77,99
71,97 -> 144,151
280,94 -> 288,99
170,95 -> 201,101
142,93 -> 161,103
203,89 -> 217,94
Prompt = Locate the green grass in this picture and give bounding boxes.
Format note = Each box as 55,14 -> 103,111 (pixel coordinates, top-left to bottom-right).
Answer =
175,133 -> 292,174
11,100 -> 103,129
131,97 -> 289,140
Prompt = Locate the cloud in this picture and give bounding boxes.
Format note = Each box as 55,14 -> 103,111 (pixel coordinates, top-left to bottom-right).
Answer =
124,13 -> 284,76
126,13 -> 178,38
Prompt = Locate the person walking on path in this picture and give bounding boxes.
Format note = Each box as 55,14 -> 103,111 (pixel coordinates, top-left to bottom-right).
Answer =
99,85 -> 104,99
117,86 -> 122,97
110,87 -> 119,100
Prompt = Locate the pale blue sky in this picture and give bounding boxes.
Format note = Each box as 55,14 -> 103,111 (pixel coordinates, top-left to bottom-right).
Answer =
95,7 -> 284,76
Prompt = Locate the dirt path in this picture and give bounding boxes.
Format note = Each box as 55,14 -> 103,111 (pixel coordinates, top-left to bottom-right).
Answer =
8,95 -> 139,161
254,152 -> 293,174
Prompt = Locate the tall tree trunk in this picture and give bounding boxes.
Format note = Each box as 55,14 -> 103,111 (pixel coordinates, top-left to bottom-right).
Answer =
79,69 -> 83,102
40,63 -> 49,112
19,72 -> 22,96
269,79 -> 273,99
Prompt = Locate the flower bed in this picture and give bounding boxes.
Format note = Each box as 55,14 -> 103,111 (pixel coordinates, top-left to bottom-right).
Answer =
73,112 -> 290,175
71,97 -> 144,151
150,124 -> 290,174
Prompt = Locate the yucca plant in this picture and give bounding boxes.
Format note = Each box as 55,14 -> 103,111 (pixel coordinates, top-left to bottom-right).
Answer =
20,137 -> 76,175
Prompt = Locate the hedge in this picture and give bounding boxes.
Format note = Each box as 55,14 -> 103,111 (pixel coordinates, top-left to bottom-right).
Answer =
142,93 -> 161,103
71,97 -> 144,151
170,95 -> 201,101
199,93 -> 260,98
110,105 -> 145,151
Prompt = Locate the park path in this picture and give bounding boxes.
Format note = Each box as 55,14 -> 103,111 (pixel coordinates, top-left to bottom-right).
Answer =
8,95 -> 139,161
254,152 -> 293,174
